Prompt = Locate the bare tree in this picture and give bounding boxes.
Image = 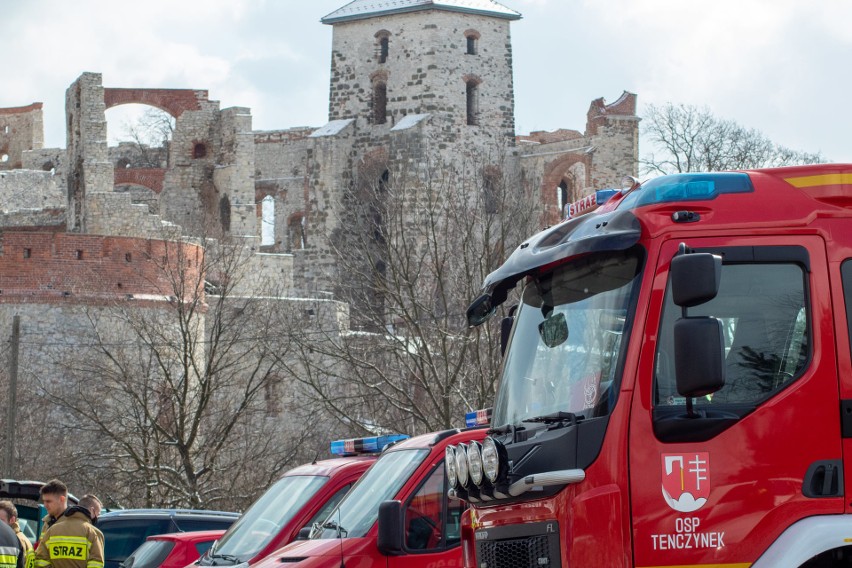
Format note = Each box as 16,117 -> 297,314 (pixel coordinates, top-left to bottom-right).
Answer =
116,107 -> 174,168
35,232 -> 325,509
642,103 -> 825,175
274,140 -> 542,434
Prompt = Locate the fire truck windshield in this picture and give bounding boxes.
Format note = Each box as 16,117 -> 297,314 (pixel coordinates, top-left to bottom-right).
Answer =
492,247 -> 644,428
314,448 -> 428,539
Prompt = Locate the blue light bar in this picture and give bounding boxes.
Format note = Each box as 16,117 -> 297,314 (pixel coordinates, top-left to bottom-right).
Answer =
465,408 -> 492,428
330,434 -> 409,456
617,172 -> 754,211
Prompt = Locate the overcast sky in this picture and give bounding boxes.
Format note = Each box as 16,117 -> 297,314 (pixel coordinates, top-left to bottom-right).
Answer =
2,0 -> 849,163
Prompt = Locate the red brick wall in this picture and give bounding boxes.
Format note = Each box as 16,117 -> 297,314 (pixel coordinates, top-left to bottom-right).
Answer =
114,168 -> 165,193
0,232 -> 204,306
103,88 -> 208,118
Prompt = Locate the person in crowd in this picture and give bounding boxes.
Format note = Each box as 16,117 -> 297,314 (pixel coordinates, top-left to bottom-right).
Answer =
0,501 -> 33,568
0,518 -> 23,568
34,493 -> 103,568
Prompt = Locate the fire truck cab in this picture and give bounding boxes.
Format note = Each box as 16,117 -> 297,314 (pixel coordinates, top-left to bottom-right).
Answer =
198,435 -> 406,567
254,427 -> 488,568
449,164 -> 852,567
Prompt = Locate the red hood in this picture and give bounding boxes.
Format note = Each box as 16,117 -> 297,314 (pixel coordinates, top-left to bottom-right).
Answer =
252,537 -> 374,567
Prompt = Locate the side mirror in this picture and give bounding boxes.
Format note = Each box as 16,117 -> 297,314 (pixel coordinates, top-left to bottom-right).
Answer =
296,526 -> 311,540
499,305 -> 518,357
674,317 -> 725,398
670,252 -> 722,307
377,500 -> 404,556
467,294 -> 495,327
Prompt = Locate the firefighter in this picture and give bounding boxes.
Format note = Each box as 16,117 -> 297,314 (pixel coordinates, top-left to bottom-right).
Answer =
0,519 -> 23,568
37,481 -> 68,539
34,495 -> 103,568
0,501 -> 33,568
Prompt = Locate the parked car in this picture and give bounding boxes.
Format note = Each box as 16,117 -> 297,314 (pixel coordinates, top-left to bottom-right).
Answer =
98,509 -> 239,568
0,479 -> 79,544
121,530 -> 225,568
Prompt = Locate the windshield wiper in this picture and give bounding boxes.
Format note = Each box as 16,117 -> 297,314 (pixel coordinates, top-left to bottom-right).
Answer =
208,553 -> 239,565
322,519 -> 348,538
523,411 -> 582,424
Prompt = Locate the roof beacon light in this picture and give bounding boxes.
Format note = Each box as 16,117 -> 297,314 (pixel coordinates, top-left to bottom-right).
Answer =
329,434 -> 409,456
465,408 -> 493,428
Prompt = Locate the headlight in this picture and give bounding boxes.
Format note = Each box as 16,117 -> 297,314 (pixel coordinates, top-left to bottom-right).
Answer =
455,443 -> 469,487
467,441 -> 484,486
445,445 -> 458,488
482,436 -> 501,483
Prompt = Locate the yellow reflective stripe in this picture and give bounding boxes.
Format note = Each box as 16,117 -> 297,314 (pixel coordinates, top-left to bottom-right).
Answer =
46,536 -> 89,545
34,561 -> 49,568
785,173 -> 852,188
86,562 -> 103,568
0,555 -> 16,564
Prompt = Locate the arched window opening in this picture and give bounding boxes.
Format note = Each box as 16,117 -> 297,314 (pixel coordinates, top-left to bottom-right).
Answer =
483,166 -> 501,215
219,195 -> 231,232
288,213 -> 307,250
466,80 -> 479,126
371,170 -> 389,244
464,30 -> 481,55
261,195 -> 275,246
557,180 -> 569,217
375,30 -> 391,63
193,142 -> 207,159
373,82 -> 388,125
380,37 -> 389,63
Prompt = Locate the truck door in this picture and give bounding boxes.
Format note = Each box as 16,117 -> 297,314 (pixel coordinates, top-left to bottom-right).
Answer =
386,461 -> 465,568
628,236 -> 842,566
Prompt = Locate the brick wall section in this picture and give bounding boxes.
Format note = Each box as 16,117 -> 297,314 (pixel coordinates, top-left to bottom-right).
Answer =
103,88 -> 209,118
114,168 -> 165,193
0,103 -> 44,170
0,231 -> 203,304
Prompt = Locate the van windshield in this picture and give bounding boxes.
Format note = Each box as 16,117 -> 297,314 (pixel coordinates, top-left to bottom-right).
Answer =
314,449 -> 428,539
211,475 -> 327,560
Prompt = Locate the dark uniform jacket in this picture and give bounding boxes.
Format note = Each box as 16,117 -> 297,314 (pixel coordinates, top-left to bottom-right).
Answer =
0,520 -> 23,568
34,508 -> 103,568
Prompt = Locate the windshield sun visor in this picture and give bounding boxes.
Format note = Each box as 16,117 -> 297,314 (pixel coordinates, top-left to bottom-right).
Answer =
468,209 -> 641,326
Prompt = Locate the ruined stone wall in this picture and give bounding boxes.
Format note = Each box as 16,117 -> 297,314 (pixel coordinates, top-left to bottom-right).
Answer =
159,100 -> 221,236
0,104 -> 44,170
213,107 -> 257,238
0,170 -> 64,212
66,73 -> 114,233
328,11 -> 515,137
22,148 -> 67,194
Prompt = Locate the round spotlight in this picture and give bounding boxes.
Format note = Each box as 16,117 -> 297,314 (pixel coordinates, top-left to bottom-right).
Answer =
445,445 -> 458,489
482,436 -> 502,483
455,443 -> 469,488
467,441 -> 484,486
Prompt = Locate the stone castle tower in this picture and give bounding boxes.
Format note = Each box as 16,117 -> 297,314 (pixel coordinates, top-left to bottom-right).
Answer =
323,0 -> 520,138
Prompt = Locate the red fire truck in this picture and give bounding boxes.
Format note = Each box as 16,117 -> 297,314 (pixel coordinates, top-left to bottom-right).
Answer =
197,435 -> 406,566
448,164 -> 852,567
252,426 -> 487,567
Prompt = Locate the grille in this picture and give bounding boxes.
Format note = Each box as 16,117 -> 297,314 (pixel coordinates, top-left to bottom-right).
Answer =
478,535 -> 552,567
